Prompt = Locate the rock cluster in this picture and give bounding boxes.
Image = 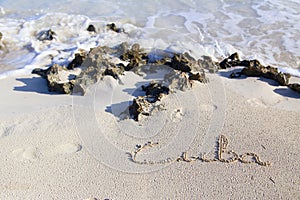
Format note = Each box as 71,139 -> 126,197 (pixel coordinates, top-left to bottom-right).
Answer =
220,52 -> 300,93
28,25 -> 300,123
67,51 -> 87,70
221,53 -> 291,86
120,43 -> 148,70
129,82 -> 169,121
33,41 -> 208,95
198,55 -> 219,73
32,64 -> 80,94
72,43 -> 128,95
129,96 -> 152,121
165,53 -> 208,84
288,83 -> 300,93
142,81 -> 170,103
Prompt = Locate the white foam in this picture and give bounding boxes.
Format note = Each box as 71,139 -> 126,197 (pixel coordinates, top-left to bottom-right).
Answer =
278,67 -> 300,77
0,6 -> 5,15
0,0 -> 299,80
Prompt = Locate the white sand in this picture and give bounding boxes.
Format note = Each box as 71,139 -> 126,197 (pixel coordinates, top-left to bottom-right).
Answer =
0,71 -> 299,199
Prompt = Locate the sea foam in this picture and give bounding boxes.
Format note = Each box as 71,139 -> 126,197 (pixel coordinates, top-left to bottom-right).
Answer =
0,0 -> 299,79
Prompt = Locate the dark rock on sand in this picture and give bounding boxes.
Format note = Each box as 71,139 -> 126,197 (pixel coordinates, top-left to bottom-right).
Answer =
219,52 -> 240,69
168,53 -> 194,72
168,53 -> 209,82
36,29 -> 56,41
241,65 -> 290,86
288,83 -> 300,93
87,24 -> 96,33
46,65 -> 75,94
32,68 -> 48,78
120,43 -> 148,71
129,96 -> 152,121
198,55 -> 219,73
222,53 -> 291,86
73,44 -> 128,94
128,82 -> 170,121
0,32 -> 3,51
189,71 -> 208,83
32,42 -> 209,96
32,64 -> 80,94
103,66 -> 124,80
141,81 -> 169,103
67,51 -> 87,69
164,72 -> 192,91
167,53 -> 209,84
106,23 -> 124,33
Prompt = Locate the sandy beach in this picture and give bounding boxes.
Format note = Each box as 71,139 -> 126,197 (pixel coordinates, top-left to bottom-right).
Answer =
1,0 -> 300,199
0,70 -> 299,199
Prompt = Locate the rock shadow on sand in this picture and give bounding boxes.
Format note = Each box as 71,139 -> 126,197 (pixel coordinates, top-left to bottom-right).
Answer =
273,88 -> 300,99
122,83 -> 148,97
219,69 -> 281,86
14,77 -> 53,94
218,68 -> 247,80
219,69 -> 300,97
105,101 -> 132,120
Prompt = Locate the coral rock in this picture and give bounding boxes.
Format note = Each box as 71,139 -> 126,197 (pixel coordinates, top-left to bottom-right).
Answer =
222,53 -> 291,86
33,64 -> 80,94
141,82 -> 170,103
169,53 -> 193,72
288,83 -> 300,93
198,55 -> 219,73
189,71 -> 208,83
67,51 -> 87,69
129,96 -> 152,121
120,43 -> 148,70
103,66 -> 124,80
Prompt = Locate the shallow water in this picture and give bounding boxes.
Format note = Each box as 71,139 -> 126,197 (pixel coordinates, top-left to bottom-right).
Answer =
0,0 -> 299,78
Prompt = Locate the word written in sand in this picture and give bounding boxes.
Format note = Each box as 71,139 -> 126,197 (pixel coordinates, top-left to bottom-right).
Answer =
129,135 -> 271,166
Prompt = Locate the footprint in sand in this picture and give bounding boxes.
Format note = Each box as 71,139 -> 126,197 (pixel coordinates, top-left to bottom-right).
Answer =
246,98 -> 267,108
11,143 -> 82,160
171,108 -> 184,123
56,143 -> 82,154
11,147 -> 39,161
199,104 -> 217,112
